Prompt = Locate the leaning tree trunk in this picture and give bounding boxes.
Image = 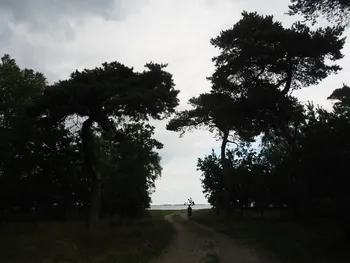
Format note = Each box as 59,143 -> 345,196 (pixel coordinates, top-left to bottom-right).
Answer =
220,129 -> 229,173
81,117 -> 102,231
220,129 -> 232,215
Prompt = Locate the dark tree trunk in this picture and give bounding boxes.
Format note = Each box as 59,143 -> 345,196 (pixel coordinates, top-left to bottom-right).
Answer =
81,117 -> 101,231
260,208 -> 265,218
221,129 -> 232,215
88,176 -> 101,230
343,213 -> 350,238
279,205 -> 284,218
220,129 -> 229,172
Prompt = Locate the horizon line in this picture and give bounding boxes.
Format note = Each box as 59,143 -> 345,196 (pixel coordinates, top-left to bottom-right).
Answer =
151,203 -> 211,206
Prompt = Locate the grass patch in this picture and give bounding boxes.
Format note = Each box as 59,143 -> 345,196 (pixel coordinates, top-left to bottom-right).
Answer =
0,212 -> 174,263
193,210 -> 350,263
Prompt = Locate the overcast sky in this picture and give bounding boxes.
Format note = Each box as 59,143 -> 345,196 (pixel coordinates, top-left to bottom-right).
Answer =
1,0 -> 349,205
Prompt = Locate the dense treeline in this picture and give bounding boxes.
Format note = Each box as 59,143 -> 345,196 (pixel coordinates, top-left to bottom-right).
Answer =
168,2 -> 350,237
0,55 -> 179,229
197,99 -> 350,225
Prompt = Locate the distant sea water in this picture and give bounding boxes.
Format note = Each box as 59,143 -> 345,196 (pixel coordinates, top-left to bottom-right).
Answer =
150,204 -> 212,210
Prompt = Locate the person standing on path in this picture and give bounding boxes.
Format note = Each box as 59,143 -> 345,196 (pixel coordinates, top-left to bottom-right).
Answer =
185,197 -> 195,219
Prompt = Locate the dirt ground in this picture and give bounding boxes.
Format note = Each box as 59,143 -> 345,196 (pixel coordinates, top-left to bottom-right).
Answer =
152,213 -> 275,263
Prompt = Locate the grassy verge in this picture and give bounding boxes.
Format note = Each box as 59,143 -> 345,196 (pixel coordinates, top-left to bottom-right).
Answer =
193,210 -> 350,263
0,211 -> 174,263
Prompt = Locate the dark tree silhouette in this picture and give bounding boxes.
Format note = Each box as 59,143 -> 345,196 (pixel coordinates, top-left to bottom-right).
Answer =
99,122 -> 163,218
27,61 -> 179,230
0,55 -> 81,221
168,11 -> 345,214
288,0 -> 350,25
0,55 -> 171,226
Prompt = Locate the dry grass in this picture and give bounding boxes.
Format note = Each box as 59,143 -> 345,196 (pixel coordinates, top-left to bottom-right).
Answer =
194,210 -> 350,263
0,211 -> 174,263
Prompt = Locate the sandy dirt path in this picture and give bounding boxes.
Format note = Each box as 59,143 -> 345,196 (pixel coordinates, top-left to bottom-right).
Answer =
152,213 -> 275,263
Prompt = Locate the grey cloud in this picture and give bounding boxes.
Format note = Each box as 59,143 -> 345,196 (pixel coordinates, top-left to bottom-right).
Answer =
0,0 -> 134,24
0,0 -> 150,81
0,0 -> 148,40
0,18 -> 12,42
